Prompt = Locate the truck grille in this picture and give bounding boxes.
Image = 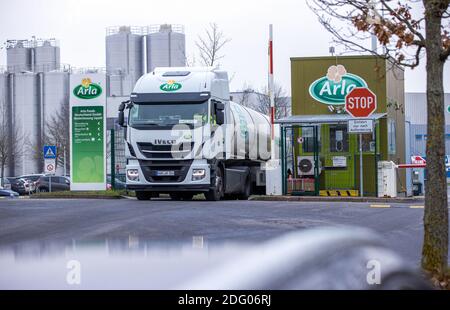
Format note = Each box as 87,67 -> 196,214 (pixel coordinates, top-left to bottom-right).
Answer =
137,142 -> 194,159
139,160 -> 193,183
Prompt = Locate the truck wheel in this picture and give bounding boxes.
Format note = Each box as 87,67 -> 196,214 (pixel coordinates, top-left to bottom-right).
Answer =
136,191 -> 152,201
238,177 -> 251,200
205,168 -> 224,201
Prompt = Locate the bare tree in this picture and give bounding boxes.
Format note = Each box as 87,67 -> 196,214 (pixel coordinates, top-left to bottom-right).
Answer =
196,23 -> 231,67
307,0 -> 450,281
0,105 -> 22,185
235,83 -> 255,109
44,102 -> 70,174
255,84 -> 291,119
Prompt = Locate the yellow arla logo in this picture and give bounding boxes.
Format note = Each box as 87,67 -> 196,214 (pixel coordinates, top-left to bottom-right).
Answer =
73,78 -> 102,99
160,80 -> 182,92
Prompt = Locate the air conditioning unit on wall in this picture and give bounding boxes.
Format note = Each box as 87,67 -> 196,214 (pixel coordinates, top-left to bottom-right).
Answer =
297,156 -> 320,176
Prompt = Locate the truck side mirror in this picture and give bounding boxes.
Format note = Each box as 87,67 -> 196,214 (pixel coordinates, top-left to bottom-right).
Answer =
118,101 -> 128,127
214,101 -> 225,125
118,111 -> 125,127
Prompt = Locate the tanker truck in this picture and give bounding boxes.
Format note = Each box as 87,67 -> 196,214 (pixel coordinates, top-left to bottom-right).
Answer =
118,67 -> 273,201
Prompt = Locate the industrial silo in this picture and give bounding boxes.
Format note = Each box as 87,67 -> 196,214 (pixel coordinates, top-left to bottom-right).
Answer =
42,71 -> 69,131
146,24 -> 186,72
12,72 -> 40,175
0,71 -> 7,114
6,40 -> 32,73
34,39 -> 61,72
106,26 -> 144,96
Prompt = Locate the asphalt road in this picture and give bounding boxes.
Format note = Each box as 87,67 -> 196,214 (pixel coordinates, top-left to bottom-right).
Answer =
0,197 -> 434,264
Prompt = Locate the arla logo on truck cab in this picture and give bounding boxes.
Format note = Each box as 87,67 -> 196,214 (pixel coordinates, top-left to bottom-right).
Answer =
73,78 -> 102,99
309,65 -> 367,106
160,80 -> 182,92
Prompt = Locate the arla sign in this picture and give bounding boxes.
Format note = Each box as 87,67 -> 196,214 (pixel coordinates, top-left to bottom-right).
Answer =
160,80 -> 182,92
309,65 -> 368,106
73,78 -> 102,99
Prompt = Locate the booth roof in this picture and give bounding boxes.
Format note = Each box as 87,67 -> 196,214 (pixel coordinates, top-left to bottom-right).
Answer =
275,113 -> 387,125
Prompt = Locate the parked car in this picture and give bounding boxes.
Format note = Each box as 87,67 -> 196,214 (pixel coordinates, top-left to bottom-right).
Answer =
36,176 -> 70,192
0,178 -> 12,190
6,177 -> 33,195
0,189 -> 19,197
19,174 -> 45,182
19,174 -> 46,192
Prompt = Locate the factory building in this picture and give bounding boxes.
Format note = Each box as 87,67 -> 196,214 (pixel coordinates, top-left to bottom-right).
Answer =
404,92 -> 450,194
1,24 -> 187,177
1,39 -> 68,176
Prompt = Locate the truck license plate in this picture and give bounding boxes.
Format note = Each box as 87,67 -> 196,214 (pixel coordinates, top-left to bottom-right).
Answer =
156,170 -> 175,176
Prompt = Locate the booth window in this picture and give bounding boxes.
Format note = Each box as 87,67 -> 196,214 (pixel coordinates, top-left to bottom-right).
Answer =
329,125 -> 348,152
358,134 -> 375,152
302,127 -> 320,153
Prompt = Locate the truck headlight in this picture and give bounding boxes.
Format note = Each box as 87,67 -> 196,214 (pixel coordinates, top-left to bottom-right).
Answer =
192,169 -> 206,181
127,169 -> 139,181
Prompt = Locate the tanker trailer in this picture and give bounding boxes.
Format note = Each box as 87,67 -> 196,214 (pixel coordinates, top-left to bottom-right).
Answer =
118,67 -> 273,201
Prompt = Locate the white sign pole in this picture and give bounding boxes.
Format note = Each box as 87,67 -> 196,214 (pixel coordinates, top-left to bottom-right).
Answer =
359,133 -> 363,197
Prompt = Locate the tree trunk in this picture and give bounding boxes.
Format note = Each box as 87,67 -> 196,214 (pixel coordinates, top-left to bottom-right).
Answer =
421,0 -> 449,277
1,162 -> 4,188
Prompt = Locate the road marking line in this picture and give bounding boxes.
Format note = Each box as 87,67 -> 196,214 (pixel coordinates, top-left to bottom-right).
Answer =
370,204 -> 391,208
410,205 -> 424,209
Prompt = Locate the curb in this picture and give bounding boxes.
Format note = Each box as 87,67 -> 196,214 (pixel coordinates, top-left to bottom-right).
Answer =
249,195 -> 425,204
30,195 -> 124,199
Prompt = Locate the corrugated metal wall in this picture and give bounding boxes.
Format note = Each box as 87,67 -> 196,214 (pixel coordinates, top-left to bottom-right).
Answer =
405,92 -> 450,156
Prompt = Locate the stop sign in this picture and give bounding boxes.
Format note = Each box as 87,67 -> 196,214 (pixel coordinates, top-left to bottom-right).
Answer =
345,87 -> 377,118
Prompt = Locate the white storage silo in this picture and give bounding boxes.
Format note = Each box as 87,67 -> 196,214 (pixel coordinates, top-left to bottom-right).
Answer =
146,24 -> 186,72
42,71 -> 69,131
6,41 -> 32,73
34,40 -> 61,72
0,72 -> 8,114
106,26 -> 144,96
12,72 -> 40,175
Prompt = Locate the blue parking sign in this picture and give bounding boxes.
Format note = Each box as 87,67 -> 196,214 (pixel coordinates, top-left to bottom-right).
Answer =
43,145 -> 57,159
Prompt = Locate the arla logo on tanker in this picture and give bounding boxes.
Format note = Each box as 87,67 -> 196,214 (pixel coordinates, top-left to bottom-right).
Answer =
73,78 -> 102,99
309,65 -> 368,105
160,80 -> 182,92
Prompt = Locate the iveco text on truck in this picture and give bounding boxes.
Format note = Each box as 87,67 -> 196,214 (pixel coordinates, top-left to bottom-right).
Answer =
118,67 -> 273,201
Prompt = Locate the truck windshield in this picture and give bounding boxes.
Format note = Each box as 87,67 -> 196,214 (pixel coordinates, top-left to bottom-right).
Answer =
129,101 -> 208,128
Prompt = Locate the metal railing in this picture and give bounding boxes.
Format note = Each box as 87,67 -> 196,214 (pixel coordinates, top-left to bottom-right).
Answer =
6,38 -> 59,49
106,24 -> 185,36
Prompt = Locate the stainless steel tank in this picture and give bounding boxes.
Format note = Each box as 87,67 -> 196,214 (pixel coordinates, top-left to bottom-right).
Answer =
12,73 -> 40,175
106,26 -> 144,96
146,24 -> 186,72
229,101 -> 272,161
6,41 -> 32,73
0,72 -> 7,114
34,40 -> 61,72
42,71 -> 69,130
107,74 -> 134,97
0,72 -> 9,176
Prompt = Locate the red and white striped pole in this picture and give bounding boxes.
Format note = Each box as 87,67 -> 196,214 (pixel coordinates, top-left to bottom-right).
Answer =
268,24 -> 275,158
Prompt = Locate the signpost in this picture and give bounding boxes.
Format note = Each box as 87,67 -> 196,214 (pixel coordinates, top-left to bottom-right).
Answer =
348,119 -> 374,134
345,87 -> 377,197
43,145 -> 57,192
70,74 -> 106,191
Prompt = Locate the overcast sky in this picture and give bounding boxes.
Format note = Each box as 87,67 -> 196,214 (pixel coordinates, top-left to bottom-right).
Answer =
1,0 -> 449,94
